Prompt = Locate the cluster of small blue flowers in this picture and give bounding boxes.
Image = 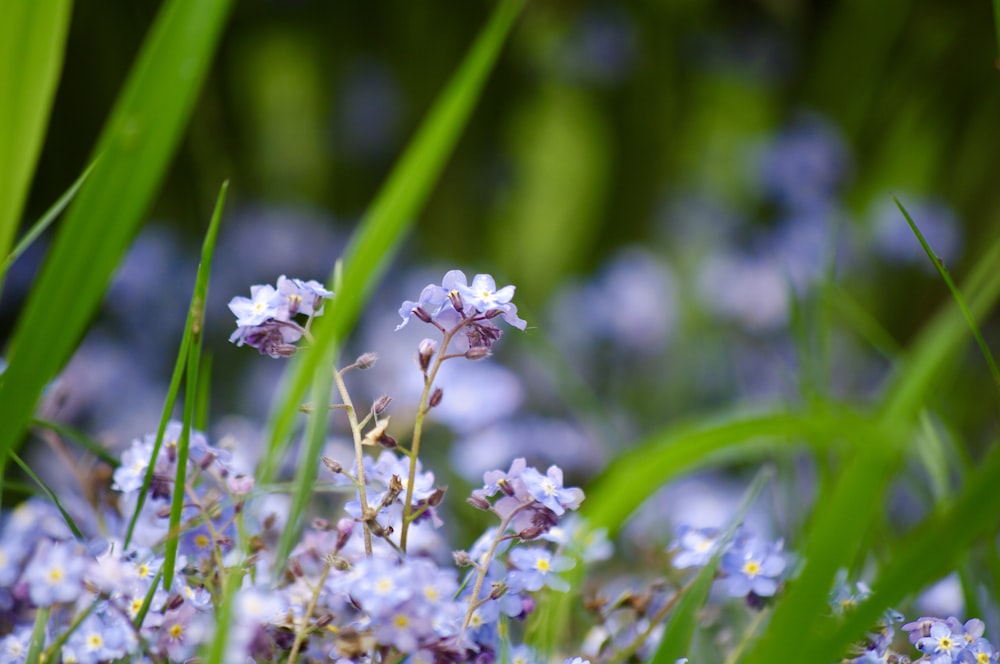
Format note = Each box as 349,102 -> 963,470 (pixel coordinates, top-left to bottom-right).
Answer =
0,421 -> 251,662
669,524 -> 789,600
397,269 -> 526,351
228,275 -> 333,357
826,573 -> 999,664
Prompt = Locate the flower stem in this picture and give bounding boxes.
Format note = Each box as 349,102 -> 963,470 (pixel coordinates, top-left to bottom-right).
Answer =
333,365 -> 373,556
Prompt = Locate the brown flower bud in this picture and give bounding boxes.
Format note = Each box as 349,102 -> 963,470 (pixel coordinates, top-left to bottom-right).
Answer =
465,346 -> 492,361
355,352 -> 378,369
429,387 -> 444,408
322,456 -> 344,475
467,494 -> 491,511
372,394 -> 392,415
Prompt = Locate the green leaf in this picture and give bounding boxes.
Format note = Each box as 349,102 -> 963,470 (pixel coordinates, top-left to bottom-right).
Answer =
0,0 -> 73,281
0,0 -> 233,488
256,0 -> 525,486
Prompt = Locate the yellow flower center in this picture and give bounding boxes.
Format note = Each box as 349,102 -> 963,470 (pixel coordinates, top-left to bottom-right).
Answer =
742,561 -> 761,577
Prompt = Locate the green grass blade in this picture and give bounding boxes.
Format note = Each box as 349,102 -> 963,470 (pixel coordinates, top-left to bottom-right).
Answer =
29,417 -> 118,467
581,405 -> 863,536
894,195 -> 1000,397
256,0 -> 525,486
125,182 -> 227,549
9,450 -> 84,540
161,181 -> 226,589
651,467 -> 773,664
0,0 -> 233,485
881,236 -> 1000,421
1,160 -> 95,279
0,0 -> 73,281
25,605 -> 49,664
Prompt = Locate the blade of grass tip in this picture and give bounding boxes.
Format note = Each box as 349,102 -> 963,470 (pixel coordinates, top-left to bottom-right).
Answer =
894,195 -> 1000,398
881,219 -> 1000,422
0,160 -> 96,279
30,417 -> 118,467
256,0 -> 525,487
0,0 -> 232,495
0,0 -> 72,284
25,605 -> 49,664
9,450 -> 83,540
650,467 -> 774,664
125,181 -> 227,549
162,181 -> 226,590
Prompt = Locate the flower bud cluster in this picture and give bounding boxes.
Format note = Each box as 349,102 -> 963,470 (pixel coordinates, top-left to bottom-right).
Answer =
228,275 -> 333,357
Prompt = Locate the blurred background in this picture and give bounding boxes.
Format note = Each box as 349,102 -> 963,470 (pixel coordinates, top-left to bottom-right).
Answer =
4,0 -> 1000,539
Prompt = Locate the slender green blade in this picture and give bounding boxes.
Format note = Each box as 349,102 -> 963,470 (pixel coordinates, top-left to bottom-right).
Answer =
894,195 -> 1000,398
30,417 -> 118,467
256,0 -> 525,485
651,467 -> 773,664
581,405 -> 861,536
0,0 -> 233,479
161,181 -> 227,588
9,451 -> 84,540
1,160 -> 95,279
0,0 -> 73,280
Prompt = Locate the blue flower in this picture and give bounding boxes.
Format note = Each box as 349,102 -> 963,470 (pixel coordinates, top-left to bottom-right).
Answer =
508,547 -> 575,592
917,622 -> 964,662
228,283 -> 280,327
669,525 -> 722,569
719,536 -> 787,598
520,465 -> 584,515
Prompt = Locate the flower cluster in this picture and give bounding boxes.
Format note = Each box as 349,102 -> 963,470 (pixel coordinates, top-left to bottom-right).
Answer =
668,524 -> 789,599
397,270 -> 525,352
0,420 -> 252,662
228,275 -> 333,357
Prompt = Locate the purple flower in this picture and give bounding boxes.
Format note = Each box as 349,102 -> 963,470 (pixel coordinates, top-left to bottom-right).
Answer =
917,622 -> 964,662
508,547 -> 575,592
719,536 -> 787,598
520,465 -> 584,515
670,525 -> 722,569
228,283 -> 280,327
276,275 -> 333,317
457,273 -> 526,330
24,540 -> 87,606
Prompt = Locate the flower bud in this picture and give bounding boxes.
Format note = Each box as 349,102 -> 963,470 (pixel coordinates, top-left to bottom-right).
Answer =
465,346 -> 492,361
322,456 -> 344,474
453,550 -> 473,567
412,306 -> 432,324
355,352 -> 378,369
418,338 -> 436,371
429,387 -> 443,408
372,394 -> 392,414
467,494 -> 491,511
